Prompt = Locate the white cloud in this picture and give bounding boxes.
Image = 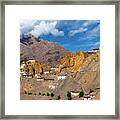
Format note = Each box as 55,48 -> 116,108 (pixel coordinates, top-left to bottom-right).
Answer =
69,28 -> 87,37
30,21 -> 64,37
20,20 -> 38,34
20,20 -> 64,38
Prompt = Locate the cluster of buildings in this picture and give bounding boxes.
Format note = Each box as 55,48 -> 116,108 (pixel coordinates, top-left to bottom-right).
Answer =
20,59 -> 67,81
70,91 -> 96,100
35,72 -> 67,82
83,93 -> 96,100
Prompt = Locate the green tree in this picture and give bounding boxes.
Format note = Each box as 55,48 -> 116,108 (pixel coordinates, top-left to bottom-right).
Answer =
57,95 -> 61,100
47,92 -> 50,96
79,91 -> 84,98
51,93 -> 54,97
67,91 -> 72,100
24,90 -> 27,94
33,68 -> 35,76
28,92 -> 32,95
42,93 -> 45,96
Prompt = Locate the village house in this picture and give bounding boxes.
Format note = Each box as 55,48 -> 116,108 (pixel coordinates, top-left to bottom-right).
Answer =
44,71 -> 50,74
57,76 -> 66,80
49,84 -> 56,89
84,94 -> 91,100
27,75 -> 33,79
36,77 -> 44,82
70,91 -> 79,97
20,63 -> 26,70
93,48 -> 99,51
89,92 -> 96,98
51,67 -> 57,70
87,48 -> 99,54
55,68 -> 60,73
22,73 -> 33,79
90,95 -> 95,99
50,68 -> 59,75
84,97 -> 91,100
50,67 -> 60,73
26,59 -> 36,65
20,71 -> 25,77
35,74 -> 44,81
28,59 -> 36,63
43,74 -> 55,81
57,72 -> 67,80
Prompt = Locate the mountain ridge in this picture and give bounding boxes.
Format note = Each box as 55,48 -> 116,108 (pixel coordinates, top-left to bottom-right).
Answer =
20,35 -> 70,67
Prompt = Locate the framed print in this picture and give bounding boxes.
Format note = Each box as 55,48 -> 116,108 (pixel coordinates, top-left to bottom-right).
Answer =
0,0 -> 119,119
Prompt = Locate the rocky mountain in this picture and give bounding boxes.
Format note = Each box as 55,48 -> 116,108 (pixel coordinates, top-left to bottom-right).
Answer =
20,49 -> 100,100
57,51 -> 89,72
73,50 -> 100,96
53,50 -> 100,99
20,35 -> 70,67
20,35 -> 100,100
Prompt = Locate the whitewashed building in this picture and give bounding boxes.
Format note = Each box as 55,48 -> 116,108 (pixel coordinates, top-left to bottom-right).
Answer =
20,63 -> 25,69
84,94 -> 91,100
35,74 -> 44,81
88,48 -> 99,54
57,75 -> 66,80
37,78 -> 44,82
28,60 -> 35,63
70,91 -> 79,97
57,72 -> 67,80
49,85 -> 56,90
44,71 -> 50,74
22,73 -> 33,78
89,92 -> 96,99
51,68 -> 57,70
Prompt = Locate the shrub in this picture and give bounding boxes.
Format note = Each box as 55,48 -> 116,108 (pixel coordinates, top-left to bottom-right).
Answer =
67,91 -> 72,100
57,95 -> 61,100
79,91 -> 84,98
24,91 -> 27,94
28,92 -> 32,95
47,92 -> 50,96
51,93 -> 54,97
68,97 -> 72,100
67,91 -> 71,97
42,93 -> 45,96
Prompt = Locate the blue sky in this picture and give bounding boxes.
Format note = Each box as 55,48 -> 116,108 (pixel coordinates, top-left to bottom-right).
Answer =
20,20 -> 100,52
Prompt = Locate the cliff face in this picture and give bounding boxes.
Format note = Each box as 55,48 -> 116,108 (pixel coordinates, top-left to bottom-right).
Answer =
74,50 -> 100,95
58,51 -> 89,72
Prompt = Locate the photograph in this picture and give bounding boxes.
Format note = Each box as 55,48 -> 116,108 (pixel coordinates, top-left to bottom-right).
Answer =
2,0 -> 118,118
20,20 -> 100,100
